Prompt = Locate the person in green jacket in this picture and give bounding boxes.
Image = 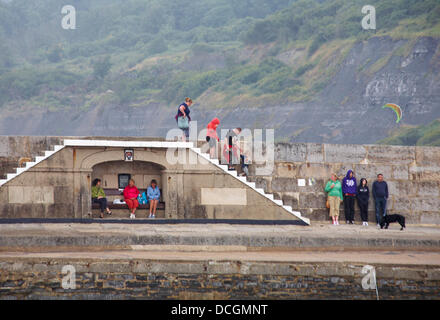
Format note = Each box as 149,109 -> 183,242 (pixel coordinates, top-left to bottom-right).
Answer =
92,178 -> 112,218
325,173 -> 343,225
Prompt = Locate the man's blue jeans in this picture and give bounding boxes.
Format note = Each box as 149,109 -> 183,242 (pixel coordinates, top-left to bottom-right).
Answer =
375,197 -> 387,223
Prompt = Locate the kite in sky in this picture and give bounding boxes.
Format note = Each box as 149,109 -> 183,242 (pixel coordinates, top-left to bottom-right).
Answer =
382,103 -> 402,123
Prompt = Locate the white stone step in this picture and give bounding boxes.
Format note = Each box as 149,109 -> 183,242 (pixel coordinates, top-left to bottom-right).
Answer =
264,194 -> 274,200
0,179 -> 7,186
53,145 -> 64,152
245,182 -> 256,188
35,156 -> 46,162
198,153 -> 210,160
192,148 -> 201,154
25,162 -> 36,168
273,199 -> 283,206
227,170 -> 238,177
283,205 -> 293,212
293,213 -> 307,223
44,150 -> 56,157
7,173 -> 16,180
219,165 -> 229,171
211,159 -> 219,165
16,168 -> 27,174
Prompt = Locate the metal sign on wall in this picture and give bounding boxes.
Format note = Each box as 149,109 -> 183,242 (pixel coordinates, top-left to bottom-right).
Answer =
124,149 -> 134,162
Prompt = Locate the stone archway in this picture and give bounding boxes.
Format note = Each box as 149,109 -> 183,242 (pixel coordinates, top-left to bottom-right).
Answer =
72,147 -> 174,218
91,160 -> 166,190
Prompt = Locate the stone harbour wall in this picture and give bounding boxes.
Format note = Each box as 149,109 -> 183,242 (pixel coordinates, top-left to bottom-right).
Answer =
1,136 -> 440,223
1,258 -> 439,300
249,143 -> 440,223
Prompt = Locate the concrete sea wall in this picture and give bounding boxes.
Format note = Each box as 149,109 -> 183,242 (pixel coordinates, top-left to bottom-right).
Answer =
1,136 -> 440,223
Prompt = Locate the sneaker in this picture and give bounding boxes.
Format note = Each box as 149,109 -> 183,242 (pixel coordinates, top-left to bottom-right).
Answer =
365,222 -> 369,226
377,223 -> 380,228
148,213 -> 153,218
152,214 -> 156,219
130,213 -> 135,219
336,221 -> 339,225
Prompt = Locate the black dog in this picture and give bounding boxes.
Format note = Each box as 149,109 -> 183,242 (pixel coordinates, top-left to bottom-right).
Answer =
380,214 -> 406,231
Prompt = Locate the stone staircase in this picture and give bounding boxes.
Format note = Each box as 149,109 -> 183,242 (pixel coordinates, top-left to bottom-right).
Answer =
0,139 -> 310,225
190,147 -> 309,225
0,145 -> 65,186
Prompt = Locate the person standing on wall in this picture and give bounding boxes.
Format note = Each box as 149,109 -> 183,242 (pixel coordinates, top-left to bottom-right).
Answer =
206,117 -> 220,159
175,97 -> 193,142
357,178 -> 370,226
372,173 -> 389,227
223,127 -> 242,170
342,169 -> 357,224
325,173 -> 343,225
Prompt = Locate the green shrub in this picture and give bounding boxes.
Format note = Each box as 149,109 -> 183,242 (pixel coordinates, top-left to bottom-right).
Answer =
92,56 -> 112,79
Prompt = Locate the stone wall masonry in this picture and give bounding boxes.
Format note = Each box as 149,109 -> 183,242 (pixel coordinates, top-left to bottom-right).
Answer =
1,137 -> 440,223
249,143 -> 440,224
0,258 -> 439,299
0,136 -> 167,179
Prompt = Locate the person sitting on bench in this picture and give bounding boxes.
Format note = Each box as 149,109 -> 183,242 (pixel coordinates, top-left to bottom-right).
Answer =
147,179 -> 161,219
123,179 -> 140,219
91,178 -> 112,218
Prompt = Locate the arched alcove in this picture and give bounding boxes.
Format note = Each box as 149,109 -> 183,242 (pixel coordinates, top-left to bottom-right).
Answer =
92,160 -> 166,191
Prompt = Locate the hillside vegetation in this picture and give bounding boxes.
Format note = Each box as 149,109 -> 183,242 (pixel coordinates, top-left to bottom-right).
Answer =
378,120 -> 440,146
0,0 -> 439,112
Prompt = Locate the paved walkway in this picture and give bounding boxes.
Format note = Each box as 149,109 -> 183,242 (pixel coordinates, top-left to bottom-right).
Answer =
0,222 -> 439,249
0,249 -> 439,266
0,223 -> 439,266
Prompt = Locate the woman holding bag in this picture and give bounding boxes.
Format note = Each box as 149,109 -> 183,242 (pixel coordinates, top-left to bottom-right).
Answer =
175,97 -> 193,142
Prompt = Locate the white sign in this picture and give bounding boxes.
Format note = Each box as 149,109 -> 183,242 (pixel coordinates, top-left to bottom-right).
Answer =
361,5 -> 376,30
61,5 -> 76,30
61,265 -> 76,289
298,179 -> 306,187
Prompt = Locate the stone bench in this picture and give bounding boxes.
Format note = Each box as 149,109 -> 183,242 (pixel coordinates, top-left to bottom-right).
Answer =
92,188 -> 165,210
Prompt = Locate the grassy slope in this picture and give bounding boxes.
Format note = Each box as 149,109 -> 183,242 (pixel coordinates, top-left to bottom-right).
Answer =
378,120 -> 440,146
0,0 -> 439,115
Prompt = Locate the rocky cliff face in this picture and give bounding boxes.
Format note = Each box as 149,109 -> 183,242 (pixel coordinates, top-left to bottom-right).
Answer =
1,37 -> 439,144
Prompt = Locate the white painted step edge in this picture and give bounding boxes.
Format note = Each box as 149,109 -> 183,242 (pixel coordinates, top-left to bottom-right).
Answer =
190,147 -> 310,225
0,145 -> 66,189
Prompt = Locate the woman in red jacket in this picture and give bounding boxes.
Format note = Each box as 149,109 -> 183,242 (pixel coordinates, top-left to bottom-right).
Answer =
206,117 -> 220,159
123,179 -> 140,219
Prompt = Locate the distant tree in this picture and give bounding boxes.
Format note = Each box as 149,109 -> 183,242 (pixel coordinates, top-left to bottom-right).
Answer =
46,46 -> 63,63
92,56 -> 112,79
148,38 -> 168,55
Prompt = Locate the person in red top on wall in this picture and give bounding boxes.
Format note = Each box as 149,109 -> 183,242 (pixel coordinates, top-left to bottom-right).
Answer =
123,179 -> 140,219
206,117 -> 220,159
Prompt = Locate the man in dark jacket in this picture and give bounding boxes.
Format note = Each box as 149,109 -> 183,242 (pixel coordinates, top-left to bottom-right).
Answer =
342,169 -> 357,224
372,173 -> 389,226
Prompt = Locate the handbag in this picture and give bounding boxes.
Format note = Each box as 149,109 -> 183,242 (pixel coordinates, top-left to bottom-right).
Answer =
326,198 -> 330,209
178,116 -> 189,129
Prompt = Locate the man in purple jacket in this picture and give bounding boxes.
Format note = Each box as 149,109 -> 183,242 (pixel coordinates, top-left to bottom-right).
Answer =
342,169 -> 357,224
